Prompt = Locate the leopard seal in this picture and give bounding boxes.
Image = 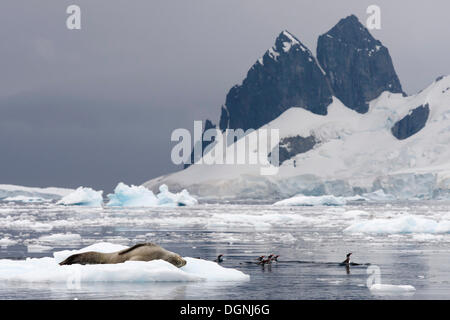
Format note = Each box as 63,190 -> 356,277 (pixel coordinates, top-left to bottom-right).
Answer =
59,243 -> 187,268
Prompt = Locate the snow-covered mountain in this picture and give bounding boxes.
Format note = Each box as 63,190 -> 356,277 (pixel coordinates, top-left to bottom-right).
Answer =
143,15 -> 450,201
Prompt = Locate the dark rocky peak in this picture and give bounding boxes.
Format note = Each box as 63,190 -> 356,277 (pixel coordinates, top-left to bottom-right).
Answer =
317,15 -> 403,113
219,30 -> 333,132
391,104 -> 430,140
323,15 -> 379,49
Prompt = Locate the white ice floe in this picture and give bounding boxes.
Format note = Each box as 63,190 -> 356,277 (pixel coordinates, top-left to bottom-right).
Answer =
106,183 -> 198,207
0,243 -> 249,283
344,215 -> 450,234
0,237 -> 17,247
57,187 -> 103,207
273,194 -> 348,206
38,233 -> 82,245
369,284 -> 416,294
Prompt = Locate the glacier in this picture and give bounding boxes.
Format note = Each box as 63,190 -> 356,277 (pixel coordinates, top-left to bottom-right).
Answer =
144,76 -> 450,202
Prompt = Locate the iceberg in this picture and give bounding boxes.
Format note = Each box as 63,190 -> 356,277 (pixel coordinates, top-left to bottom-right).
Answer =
273,194 -> 348,206
344,215 -> 450,234
57,187 -> 103,207
0,243 -> 249,283
106,183 -> 198,207
157,184 -> 198,206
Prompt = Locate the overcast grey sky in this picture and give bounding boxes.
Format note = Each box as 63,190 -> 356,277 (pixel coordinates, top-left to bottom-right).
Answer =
1,0 -> 449,191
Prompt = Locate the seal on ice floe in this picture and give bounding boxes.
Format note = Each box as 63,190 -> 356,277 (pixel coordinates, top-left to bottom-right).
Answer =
59,243 -> 187,268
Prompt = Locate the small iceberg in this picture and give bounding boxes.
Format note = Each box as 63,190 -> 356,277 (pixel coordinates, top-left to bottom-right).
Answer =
57,187 -> 104,207
273,194 -> 348,206
0,243 -> 249,283
344,215 -> 450,234
106,183 -> 198,207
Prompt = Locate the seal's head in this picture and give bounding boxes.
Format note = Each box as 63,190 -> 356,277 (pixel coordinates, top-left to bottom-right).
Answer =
167,254 -> 187,268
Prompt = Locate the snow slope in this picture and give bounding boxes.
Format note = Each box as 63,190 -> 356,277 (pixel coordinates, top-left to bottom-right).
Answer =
144,76 -> 450,201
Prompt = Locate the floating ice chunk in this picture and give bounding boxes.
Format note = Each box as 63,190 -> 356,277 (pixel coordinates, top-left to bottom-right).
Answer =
273,194 -> 347,206
106,183 -> 198,207
181,258 -> 249,282
0,237 -> 17,247
157,184 -> 198,207
57,187 -> 103,207
0,243 -> 249,283
38,233 -> 82,245
344,215 -> 450,234
27,244 -> 53,253
369,284 -> 416,295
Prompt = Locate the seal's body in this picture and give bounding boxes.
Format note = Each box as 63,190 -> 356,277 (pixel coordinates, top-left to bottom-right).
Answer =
59,243 -> 186,268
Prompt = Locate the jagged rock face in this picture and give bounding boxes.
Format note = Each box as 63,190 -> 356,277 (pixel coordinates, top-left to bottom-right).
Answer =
219,31 -> 333,131
270,135 -> 317,165
317,15 -> 403,113
392,104 -> 430,140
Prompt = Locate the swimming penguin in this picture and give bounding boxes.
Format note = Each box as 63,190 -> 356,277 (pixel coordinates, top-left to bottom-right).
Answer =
214,254 -> 224,263
258,254 -> 274,265
341,253 -> 352,265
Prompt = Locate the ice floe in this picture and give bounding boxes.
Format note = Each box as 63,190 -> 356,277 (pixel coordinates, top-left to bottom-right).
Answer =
0,243 -> 249,283
273,194 -> 348,206
57,187 -> 103,207
369,284 -> 416,295
0,237 -> 17,247
344,215 -> 450,234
